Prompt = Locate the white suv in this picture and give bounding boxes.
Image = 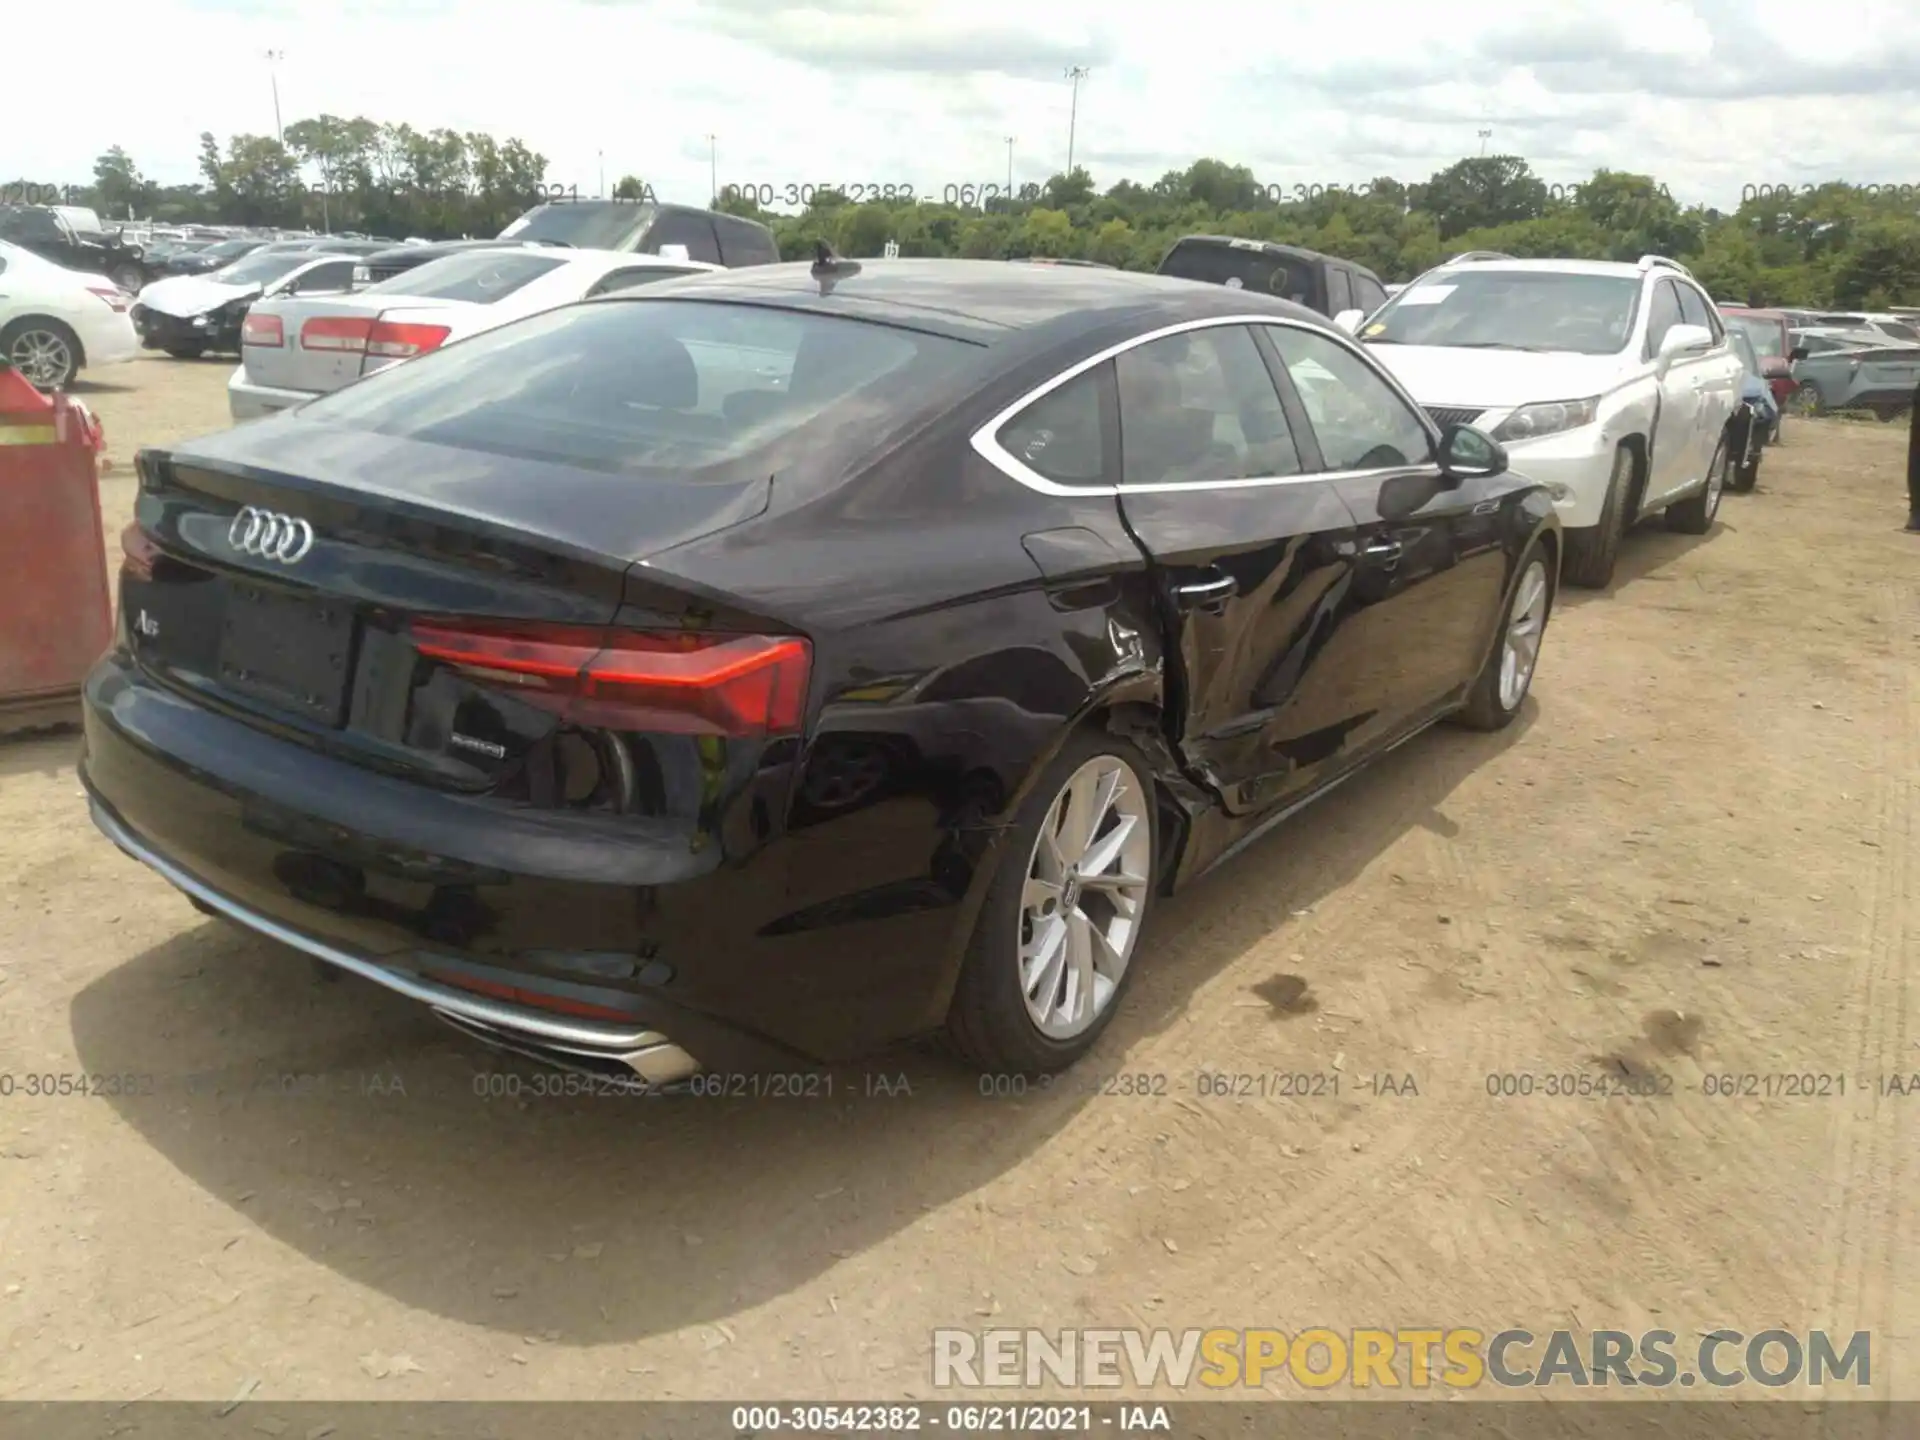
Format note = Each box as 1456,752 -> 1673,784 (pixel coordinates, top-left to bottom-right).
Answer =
1336,254 -> 1745,588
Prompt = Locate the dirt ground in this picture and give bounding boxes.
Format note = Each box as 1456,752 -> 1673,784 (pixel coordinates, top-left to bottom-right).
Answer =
2,354 -> 1917,1404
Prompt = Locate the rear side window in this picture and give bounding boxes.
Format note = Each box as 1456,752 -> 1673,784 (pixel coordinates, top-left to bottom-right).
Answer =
1675,284 -> 1718,339
1116,326 -> 1301,483
1158,241 -> 1315,304
1327,268 -> 1353,315
366,251 -> 566,304
295,299 -> 976,476
714,216 -> 779,266
647,212 -> 723,265
1351,274 -> 1388,313
996,369 -> 1109,487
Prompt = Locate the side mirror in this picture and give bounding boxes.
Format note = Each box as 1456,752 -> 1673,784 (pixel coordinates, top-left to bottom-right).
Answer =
1789,345 -> 1809,362
1656,323 -> 1713,371
1436,422 -> 1508,482
1333,309 -> 1364,334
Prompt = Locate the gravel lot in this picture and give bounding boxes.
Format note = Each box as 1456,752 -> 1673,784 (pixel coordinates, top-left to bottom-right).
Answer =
2,354 -> 1917,1403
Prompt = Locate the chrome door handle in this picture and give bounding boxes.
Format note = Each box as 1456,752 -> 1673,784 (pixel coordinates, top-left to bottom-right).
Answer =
1363,538 -> 1404,563
1173,573 -> 1238,611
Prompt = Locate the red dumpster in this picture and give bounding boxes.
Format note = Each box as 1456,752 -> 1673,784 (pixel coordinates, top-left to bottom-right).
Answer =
0,361 -> 113,735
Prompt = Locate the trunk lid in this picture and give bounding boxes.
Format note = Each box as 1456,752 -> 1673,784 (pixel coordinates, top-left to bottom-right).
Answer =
240,292 -> 390,393
121,419 -> 777,794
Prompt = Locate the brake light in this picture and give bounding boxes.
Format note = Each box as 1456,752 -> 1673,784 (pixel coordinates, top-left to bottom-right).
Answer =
408,620 -> 812,737
120,522 -> 160,580
88,285 -> 130,313
366,320 -> 451,359
242,312 -> 284,347
301,315 -> 372,352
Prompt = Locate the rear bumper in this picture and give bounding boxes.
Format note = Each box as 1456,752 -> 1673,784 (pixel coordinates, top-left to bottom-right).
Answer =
79,313 -> 141,368
78,650 -> 946,1071
88,797 -> 702,1085
228,371 -> 315,421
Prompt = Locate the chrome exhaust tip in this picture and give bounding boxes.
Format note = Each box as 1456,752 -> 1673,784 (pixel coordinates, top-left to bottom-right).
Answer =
432,1010 -> 700,1090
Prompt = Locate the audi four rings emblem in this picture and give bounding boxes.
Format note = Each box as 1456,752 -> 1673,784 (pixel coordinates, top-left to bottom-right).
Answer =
227,506 -> 315,563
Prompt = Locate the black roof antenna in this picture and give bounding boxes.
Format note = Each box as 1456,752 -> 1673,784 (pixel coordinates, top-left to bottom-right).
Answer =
811,239 -> 861,294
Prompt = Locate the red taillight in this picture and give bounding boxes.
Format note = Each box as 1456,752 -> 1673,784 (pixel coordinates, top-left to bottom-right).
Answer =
120,522 -> 160,580
366,321 -> 451,359
301,315 -> 372,352
408,620 -> 812,737
242,312 -> 284,347
88,286 -> 130,314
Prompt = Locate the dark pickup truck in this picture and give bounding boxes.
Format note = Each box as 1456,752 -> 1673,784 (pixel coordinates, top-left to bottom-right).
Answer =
354,200 -> 781,285
1156,235 -> 1389,319
0,205 -> 157,292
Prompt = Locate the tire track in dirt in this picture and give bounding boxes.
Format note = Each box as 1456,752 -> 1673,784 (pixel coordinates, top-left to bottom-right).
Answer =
1817,578 -> 1918,1396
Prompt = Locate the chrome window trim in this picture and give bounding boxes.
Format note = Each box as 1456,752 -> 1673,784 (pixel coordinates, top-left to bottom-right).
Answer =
969,313 -> 1446,498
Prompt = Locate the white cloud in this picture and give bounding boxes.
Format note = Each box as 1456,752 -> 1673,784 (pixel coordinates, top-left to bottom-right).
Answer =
11,0 -> 1920,212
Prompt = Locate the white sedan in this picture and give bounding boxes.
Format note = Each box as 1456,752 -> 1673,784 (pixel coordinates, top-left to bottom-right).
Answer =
228,246 -> 720,420
0,238 -> 139,390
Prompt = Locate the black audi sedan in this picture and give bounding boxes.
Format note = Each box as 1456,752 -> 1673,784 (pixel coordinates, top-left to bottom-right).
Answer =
82,257 -> 1559,1086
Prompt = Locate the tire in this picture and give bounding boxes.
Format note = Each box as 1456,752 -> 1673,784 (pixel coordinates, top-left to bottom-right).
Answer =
1453,540 -> 1553,731
0,317 -> 81,390
108,263 -> 144,294
944,729 -> 1158,1076
1729,454 -> 1760,493
1560,444 -> 1635,589
1767,412 -> 1783,446
1666,431 -> 1728,534
164,344 -> 206,360
1792,380 -> 1823,416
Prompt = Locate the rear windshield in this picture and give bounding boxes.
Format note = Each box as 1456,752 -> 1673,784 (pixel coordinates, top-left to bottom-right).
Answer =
1725,314 -> 1785,357
294,298 -> 980,476
366,251 -> 566,304
1159,241 -> 1316,303
212,253 -> 310,287
498,202 -> 655,250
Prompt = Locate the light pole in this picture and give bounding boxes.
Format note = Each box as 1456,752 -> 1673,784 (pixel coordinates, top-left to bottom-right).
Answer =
265,50 -> 285,144
1064,67 -> 1089,176
707,134 -> 717,204
598,150 -> 605,198
1004,135 -> 1015,199
1478,127 -> 1493,157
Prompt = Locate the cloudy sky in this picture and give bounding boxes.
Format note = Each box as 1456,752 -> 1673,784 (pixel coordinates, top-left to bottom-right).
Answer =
12,0 -> 1920,212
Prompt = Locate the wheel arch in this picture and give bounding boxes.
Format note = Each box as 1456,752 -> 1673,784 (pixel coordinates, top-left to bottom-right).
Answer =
922,670 -> 1207,1028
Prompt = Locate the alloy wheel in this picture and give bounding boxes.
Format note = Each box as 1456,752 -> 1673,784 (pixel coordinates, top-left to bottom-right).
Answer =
1498,559 -> 1549,712
8,329 -> 73,388
1018,754 -> 1152,1039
